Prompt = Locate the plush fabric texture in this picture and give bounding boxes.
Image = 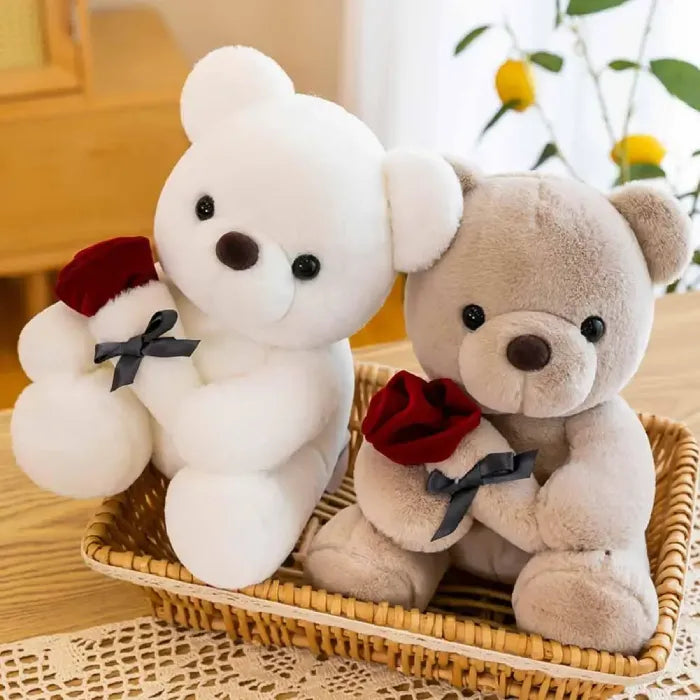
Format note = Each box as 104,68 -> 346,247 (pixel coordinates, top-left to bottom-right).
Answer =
11,369 -> 151,499
306,169 -> 691,654
165,441 -> 331,589
55,237 -> 157,317
180,46 -> 295,143
17,302 -> 95,381
609,182 -> 692,284
305,504 -> 450,610
12,46 -> 465,591
384,150 -> 463,273
512,545 -> 658,655
361,370 -> 481,466
449,522 -> 531,584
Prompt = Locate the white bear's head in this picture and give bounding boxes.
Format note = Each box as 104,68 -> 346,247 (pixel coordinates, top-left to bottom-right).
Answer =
154,47 -> 463,348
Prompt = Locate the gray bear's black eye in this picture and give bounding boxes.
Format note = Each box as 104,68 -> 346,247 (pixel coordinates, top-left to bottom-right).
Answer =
292,254 -> 321,280
462,304 -> 485,330
581,316 -> 605,343
195,194 -> 215,221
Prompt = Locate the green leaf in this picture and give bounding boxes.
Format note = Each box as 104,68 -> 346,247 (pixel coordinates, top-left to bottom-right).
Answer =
454,25 -> 490,55
650,58 -> 700,111
693,149 -> 700,157
693,250 -> 700,265
532,142 -> 558,169
608,59 -> 639,71
529,52 -> 564,72
479,100 -> 519,138
555,0 -> 563,26
614,162 -> 666,185
566,0 -> 629,15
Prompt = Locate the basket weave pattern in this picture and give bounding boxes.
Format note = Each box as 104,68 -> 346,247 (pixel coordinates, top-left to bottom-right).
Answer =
83,363 -> 699,700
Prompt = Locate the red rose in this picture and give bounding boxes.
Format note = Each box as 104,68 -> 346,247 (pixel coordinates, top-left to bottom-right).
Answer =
361,370 -> 481,466
55,236 -> 158,317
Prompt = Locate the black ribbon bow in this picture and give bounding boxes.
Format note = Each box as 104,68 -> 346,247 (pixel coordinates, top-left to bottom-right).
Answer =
94,309 -> 200,392
426,450 -> 537,541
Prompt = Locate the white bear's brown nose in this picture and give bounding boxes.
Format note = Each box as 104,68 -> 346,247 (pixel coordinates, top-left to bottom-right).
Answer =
506,334 -> 551,372
216,232 -> 259,270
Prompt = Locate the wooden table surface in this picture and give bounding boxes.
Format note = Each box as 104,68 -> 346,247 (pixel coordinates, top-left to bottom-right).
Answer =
1,291 -> 699,644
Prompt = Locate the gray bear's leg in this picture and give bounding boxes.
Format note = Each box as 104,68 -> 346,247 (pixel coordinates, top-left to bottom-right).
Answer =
450,522 -> 532,584
305,504 -> 449,609
512,541 -> 658,654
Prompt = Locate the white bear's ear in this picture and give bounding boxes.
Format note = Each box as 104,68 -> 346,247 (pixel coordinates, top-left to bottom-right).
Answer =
180,46 -> 295,142
609,183 -> 692,284
384,150 -> 468,272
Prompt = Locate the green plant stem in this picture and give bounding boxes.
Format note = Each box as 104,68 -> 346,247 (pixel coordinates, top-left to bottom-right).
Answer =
503,19 -> 581,180
533,103 -> 581,179
619,0 -> 659,183
689,179 -> 700,219
569,20 -> 617,150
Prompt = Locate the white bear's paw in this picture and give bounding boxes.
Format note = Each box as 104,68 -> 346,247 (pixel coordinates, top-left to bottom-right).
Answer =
11,371 -> 152,498
165,464 -> 321,589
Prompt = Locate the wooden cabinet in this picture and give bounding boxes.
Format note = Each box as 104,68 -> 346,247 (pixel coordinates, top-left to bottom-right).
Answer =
0,7 -> 189,318
0,0 -> 91,100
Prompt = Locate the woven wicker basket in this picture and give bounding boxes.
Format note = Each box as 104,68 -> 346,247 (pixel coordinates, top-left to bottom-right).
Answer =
83,362 -> 699,700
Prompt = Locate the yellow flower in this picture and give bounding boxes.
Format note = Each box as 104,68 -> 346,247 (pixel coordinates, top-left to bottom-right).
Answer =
611,134 -> 666,166
495,60 -> 535,111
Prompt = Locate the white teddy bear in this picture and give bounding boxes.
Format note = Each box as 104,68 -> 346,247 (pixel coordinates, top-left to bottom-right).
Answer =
12,47 -> 464,589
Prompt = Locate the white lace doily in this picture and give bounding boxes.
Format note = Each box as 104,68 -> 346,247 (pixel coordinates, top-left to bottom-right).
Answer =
1,508 -> 698,700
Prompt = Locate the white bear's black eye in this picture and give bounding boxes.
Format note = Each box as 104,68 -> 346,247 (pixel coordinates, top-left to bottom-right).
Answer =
462,304 -> 485,330
292,254 -> 321,280
580,316 -> 605,343
195,195 -> 215,221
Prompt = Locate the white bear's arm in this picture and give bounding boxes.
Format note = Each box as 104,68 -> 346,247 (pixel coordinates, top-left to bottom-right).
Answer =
87,280 -> 202,431
18,302 -> 96,381
171,343 -> 348,475
13,302 -> 153,499
535,396 -> 655,551
431,420 -> 544,553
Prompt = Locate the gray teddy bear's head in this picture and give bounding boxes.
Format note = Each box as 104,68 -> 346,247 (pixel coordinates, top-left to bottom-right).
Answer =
405,169 -> 691,418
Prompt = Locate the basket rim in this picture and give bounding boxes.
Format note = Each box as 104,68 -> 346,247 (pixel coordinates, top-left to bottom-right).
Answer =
81,362 -> 700,686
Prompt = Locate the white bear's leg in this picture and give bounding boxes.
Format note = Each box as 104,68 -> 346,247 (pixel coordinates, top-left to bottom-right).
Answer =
165,444 -> 328,588
512,540 -> 658,654
150,418 -> 185,479
12,369 -> 152,498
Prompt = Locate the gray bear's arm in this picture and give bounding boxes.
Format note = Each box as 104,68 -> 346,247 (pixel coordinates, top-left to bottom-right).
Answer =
535,396 -> 655,551
354,419 -> 532,553
457,420 -> 545,554
353,441 -> 471,553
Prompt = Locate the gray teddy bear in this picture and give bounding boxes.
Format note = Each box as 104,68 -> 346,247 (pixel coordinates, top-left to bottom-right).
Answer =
306,167 -> 691,655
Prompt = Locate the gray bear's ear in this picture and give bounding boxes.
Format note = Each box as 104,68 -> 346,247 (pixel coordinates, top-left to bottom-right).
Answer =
609,183 -> 692,284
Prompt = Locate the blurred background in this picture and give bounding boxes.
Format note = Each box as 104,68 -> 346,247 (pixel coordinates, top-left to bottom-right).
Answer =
0,0 -> 698,407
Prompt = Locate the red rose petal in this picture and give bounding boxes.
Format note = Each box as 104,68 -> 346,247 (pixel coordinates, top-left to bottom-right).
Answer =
361,370 -> 481,466
55,236 -> 158,317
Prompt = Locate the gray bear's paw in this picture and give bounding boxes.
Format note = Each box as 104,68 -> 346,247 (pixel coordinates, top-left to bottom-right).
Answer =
512,548 -> 658,655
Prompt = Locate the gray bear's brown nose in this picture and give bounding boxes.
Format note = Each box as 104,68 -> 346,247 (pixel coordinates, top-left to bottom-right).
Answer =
506,334 -> 551,372
216,232 -> 259,270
